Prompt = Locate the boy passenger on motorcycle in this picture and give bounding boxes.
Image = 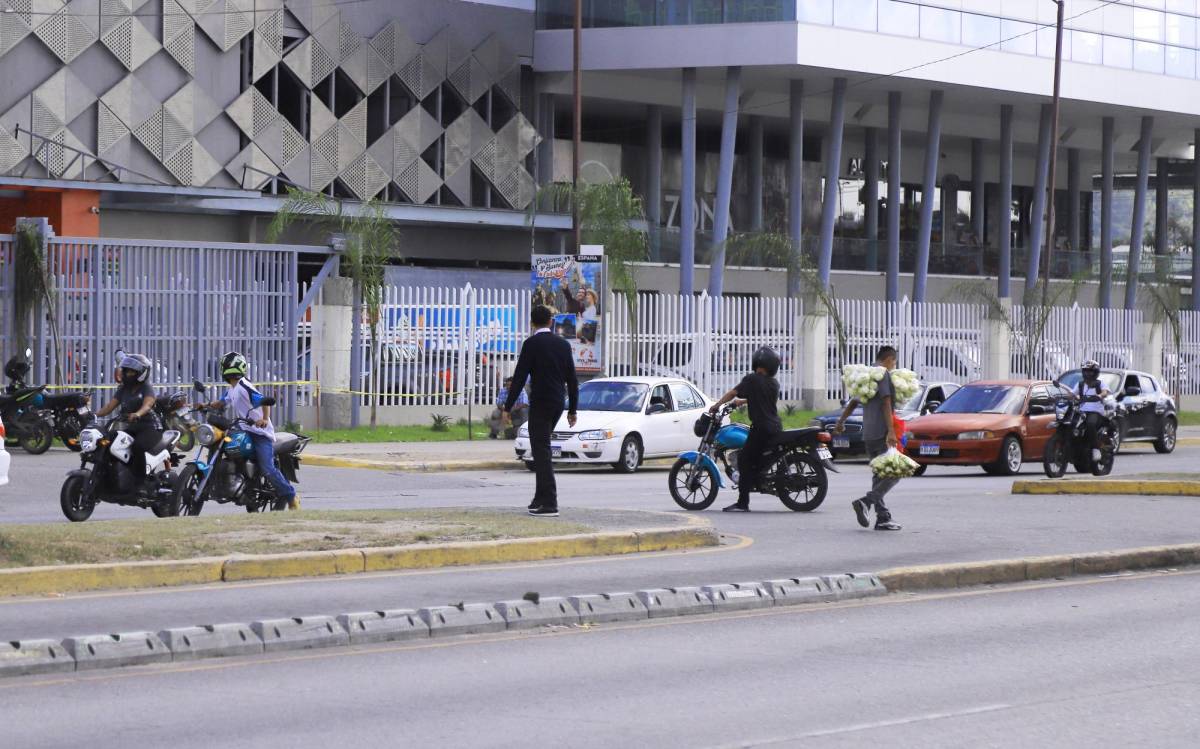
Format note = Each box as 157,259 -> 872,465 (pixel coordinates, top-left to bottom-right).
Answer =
708,347 -> 783,513
94,354 -> 160,480
1056,359 -> 1110,463
207,351 -> 298,509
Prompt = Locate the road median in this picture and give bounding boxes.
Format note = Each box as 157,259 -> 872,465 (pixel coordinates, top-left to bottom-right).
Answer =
1012,476 -> 1200,496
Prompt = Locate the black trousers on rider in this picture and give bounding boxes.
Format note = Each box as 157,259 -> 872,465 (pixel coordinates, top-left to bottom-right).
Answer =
1084,412 -> 1105,450
124,419 -> 160,479
737,427 -> 778,507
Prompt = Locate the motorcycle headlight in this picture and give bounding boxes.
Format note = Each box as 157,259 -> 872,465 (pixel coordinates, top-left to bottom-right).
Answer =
957,431 -> 996,441
196,424 -> 224,447
578,429 -> 614,441
1055,403 -> 1069,419
518,425 -> 529,438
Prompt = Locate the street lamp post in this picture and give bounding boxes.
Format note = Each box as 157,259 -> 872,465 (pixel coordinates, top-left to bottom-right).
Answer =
572,0 -> 583,252
1041,0 -> 1065,307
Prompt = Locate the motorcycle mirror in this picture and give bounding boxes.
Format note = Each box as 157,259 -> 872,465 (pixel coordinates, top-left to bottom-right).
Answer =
193,379 -> 207,393
24,348 -> 32,359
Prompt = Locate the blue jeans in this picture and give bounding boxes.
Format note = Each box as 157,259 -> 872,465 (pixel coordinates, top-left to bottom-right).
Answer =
249,432 -> 295,500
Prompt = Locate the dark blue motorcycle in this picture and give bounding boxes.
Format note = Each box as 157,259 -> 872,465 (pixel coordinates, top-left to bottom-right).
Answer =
668,403 -> 836,512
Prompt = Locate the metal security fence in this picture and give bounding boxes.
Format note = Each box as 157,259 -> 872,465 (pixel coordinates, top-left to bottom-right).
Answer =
0,235 -> 13,361
1164,311 -> 1200,396
1011,303 -> 1142,381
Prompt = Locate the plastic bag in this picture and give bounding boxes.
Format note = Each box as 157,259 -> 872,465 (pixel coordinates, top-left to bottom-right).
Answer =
869,447 -> 920,479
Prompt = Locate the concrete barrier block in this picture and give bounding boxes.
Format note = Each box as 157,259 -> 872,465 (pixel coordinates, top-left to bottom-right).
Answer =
65,632 -> 170,671
0,640 -> 74,677
158,623 -> 263,661
495,597 -> 580,630
568,593 -> 648,624
337,610 -> 429,644
763,577 -> 835,606
251,616 -> 349,653
636,587 -> 714,619
702,582 -> 774,611
823,573 -> 887,600
419,604 -> 505,638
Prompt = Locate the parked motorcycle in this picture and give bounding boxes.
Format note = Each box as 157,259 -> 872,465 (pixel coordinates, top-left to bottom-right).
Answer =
174,385 -> 309,515
668,403 -> 837,512
1043,395 -> 1117,477
4,350 -> 91,452
155,389 -> 198,451
60,417 -> 185,521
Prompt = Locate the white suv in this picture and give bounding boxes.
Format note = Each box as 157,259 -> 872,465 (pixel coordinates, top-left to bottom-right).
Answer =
0,414 -> 10,487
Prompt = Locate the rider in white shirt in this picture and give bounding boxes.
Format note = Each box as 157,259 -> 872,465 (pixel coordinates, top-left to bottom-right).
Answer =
1068,359 -> 1110,461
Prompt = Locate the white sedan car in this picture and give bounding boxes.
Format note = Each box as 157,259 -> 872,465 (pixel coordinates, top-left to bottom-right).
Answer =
0,414 -> 10,487
514,376 -> 713,473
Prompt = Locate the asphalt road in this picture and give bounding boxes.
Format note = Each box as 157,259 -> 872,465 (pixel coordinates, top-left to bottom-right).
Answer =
5,570 -> 1200,748
0,444 -> 1197,643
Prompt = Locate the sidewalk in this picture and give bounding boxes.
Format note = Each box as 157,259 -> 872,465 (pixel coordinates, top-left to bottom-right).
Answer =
306,439 -> 518,472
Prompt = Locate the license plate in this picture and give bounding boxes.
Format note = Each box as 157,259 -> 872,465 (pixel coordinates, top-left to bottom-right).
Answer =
551,446 -> 563,458
919,443 -> 941,456
816,447 -> 832,460
76,406 -> 90,415
832,437 -> 850,449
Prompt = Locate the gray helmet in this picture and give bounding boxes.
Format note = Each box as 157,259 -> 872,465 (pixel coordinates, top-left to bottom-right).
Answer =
119,354 -> 152,384
752,346 -> 781,377
1081,359 -> 1100,378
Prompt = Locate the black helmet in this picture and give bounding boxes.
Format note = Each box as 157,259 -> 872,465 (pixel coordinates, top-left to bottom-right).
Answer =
119,354 -> 151,384
752,346 -> 781,377
4,355 -> 29,383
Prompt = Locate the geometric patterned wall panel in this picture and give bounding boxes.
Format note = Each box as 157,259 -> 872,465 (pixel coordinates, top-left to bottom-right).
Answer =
0,0 -> 542,207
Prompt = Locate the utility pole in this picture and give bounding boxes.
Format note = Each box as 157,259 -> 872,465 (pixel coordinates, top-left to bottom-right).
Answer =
1041,0 -> 1065,308
572,0 -> 582,252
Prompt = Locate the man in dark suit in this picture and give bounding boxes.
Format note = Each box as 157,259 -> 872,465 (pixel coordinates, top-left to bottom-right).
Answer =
504,305 -> 579,517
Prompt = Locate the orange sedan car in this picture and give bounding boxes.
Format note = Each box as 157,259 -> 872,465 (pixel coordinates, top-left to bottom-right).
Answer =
903,380 -> 1070,476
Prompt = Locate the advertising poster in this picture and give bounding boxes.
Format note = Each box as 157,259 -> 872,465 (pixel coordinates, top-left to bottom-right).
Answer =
531,249 -> 604,373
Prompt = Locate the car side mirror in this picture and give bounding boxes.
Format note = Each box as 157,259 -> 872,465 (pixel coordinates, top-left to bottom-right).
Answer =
923,401 -> 941,415
1028,404 -> 1048,415
1125,386 -> 1141,397
647,403 -> 668,415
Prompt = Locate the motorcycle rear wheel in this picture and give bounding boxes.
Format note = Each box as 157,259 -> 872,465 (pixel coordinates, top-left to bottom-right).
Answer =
20,421 -> 53,455
60,474 -> 95,522
776,452 -> 828,512
668,458 -> 718,511
1042,434 -> 1068,478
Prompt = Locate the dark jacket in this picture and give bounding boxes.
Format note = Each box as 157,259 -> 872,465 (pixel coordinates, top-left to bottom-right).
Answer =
507,330 -> 579,413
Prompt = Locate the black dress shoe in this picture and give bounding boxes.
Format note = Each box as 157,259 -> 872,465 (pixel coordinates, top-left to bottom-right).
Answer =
529,506 -> 559,517
528,499 -> 541,511
722,503 -> 750,512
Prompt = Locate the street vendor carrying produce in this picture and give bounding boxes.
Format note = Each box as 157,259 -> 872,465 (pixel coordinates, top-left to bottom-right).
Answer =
834,346 -> 921,531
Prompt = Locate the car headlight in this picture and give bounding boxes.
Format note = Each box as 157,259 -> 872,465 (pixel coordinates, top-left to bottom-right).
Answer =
578,429 -> 614,441
957,431 -> 996,441
517,425 -> 529,438
196,424 -> 225,447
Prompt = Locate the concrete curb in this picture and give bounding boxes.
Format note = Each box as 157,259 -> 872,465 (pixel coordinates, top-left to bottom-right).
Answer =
0,523 -> 717,598
878,542 -> 1200,592
304,455 -> 519,473
1012,479 -> 1200,496
0,571 -> 886,679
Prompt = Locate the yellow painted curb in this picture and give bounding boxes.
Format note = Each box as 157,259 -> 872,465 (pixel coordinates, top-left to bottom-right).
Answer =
304,455 -> 518,473
0,557 -> 226,597
1012,479 -> 1200,496
0,524 -> 717,597
879,542 -> 1200,592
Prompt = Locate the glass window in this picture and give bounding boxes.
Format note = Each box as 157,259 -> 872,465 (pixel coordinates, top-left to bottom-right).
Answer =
649,384 -> 674,412
834,0 -> 877,31
1030,386 -> 1054,408
937,384 -> 1029,415
727,0 -> 795,22
1104,35 -> 1134,68
1167,0 -> 1196,14
588,0 -> 655,27
1103,4 -> 1134,36
1135,40 -> 1166,72
1166,13 -> 1196,48
1001,19 -> 1037,54
1139,374 -> 1159,392
1037,26 -> 1071,59
670,382 -> 704,411
1134,8 -> 1165,41
576,381 -> 649,412
796,0 -> 833,25
921,7 -> 961,43
1000,0 -> 1038,23
1166,45 -> 1196,76
1073,30 -> 1103,63
879,0 -> 919,36
962,13 -> 1001,47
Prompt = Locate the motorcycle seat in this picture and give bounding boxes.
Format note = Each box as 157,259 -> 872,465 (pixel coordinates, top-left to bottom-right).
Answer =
273,431 -> 301,454
0,386 -> 44,408
772,427 -> 824,446
149,430 -> 180,454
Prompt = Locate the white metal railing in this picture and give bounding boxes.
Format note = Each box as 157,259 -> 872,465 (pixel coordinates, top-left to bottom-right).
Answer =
1011,303 -> 1142,381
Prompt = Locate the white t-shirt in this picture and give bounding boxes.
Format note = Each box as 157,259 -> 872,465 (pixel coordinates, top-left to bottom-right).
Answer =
1079,381 -> 1105,414
222,379 -> 274,438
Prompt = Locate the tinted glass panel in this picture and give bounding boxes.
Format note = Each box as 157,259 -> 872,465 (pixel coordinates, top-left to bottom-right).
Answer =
577,381 -> 648,412
937,385 -> 1028,415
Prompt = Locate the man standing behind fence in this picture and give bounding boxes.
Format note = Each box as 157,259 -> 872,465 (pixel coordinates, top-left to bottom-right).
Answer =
504,305 -> 578,517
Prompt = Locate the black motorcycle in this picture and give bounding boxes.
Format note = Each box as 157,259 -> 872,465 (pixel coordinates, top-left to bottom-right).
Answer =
174,393 -> 309,515
668,403 -> 837,512
4,351 -> 91,452
1043,396 -> 1116,477
60,416 -> 185,521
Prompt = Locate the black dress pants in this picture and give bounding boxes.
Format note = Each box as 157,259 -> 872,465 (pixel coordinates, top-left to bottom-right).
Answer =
527,403 -> 564,508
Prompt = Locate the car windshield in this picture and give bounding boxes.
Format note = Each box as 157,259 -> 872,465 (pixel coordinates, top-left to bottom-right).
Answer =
576,381 -> 649,412
936,384 -> 1027,415
1057,370 -> 1121,393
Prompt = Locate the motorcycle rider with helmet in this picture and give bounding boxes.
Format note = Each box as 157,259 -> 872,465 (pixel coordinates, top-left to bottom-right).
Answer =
93,354 -> 160,479
206,351 -> 297,508
1058,359 -> 1111,463
708,346 -> 783,513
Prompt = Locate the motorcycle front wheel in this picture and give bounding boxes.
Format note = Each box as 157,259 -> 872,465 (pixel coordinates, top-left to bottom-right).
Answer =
20,421 -> 53,455
172,464 -> 205,516
1042,434 -> 1068,478
776,451 -> 828,512
668,458 -> 718,511
60,474 -> 96,522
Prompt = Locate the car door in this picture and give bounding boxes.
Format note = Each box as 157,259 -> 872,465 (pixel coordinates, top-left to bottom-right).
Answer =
1139,374 -> 1165,433
1121,372 -> 1148,435
641,384 -> 678,456
668,381 -> 707,452
1024,385 -> 1057,457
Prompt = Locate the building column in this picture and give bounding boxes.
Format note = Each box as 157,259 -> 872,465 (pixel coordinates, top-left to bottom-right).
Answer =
680,68 -> 697,296
1156,157 -> 1170,256
646,104 -> 663,262
999,105 -> 1013,299
864,127 -> 879,272
1126,116 -> 1154,309
787,80 -> 805,298
1193,128 -> 1200,310
1067,148 -> 1081,269
886,91 -> 902,303
1100,116 -> 1114,309
817,77 -> 847,288
912,89 -> 944,304
708,66 -> 742,297
1026,103 -> 1052,295
971,137 -> 985,243
749,115 -> 764,233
